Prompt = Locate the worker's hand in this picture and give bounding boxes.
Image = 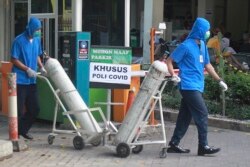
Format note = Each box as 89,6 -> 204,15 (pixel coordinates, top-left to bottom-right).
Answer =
26,68 -> 37,78
219,80 -> 228,91
40,66 -> 47,76
171,74 -> 181,83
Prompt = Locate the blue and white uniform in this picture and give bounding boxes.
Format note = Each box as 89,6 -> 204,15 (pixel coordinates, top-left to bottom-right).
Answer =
11,17 -> 42,137
169,18 -> 211,147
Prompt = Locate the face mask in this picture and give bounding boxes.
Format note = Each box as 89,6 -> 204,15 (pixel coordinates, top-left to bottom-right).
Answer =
33,30 -> 41,38
205,31 -> 211,40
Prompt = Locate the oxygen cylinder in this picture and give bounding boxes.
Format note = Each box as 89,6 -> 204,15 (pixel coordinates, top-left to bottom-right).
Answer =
114,60 -> 168,144
44,58 -> 102,133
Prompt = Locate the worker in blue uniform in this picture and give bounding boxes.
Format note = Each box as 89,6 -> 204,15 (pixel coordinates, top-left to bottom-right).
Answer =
11,17 -> 47,140
166,17 -> 228,156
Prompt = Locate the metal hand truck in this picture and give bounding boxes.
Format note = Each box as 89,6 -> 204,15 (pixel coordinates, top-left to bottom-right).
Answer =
111,61 -> 170,158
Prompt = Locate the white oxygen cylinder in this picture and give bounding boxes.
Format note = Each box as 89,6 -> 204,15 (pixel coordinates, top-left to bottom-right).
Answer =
114,60 -> 168,144
44,58 -> 102,133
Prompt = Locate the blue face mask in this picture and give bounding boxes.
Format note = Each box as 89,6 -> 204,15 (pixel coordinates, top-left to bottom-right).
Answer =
33,30 -> 41,38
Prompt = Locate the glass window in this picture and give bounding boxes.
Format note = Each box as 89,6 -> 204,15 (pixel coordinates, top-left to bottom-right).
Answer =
82,0 -> 125,46
31,0 -> 54,13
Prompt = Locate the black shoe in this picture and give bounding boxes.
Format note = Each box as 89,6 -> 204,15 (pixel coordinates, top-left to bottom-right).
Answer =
20,133 -> 33,140
198,145 -> 220,156
167,142 -> 190,153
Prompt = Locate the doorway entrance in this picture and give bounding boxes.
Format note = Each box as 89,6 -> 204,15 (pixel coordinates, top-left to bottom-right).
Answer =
28,0 -> 58,58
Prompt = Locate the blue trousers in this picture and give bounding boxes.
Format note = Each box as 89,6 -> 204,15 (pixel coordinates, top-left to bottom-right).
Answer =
17,84 -> 40,135
170,90 -> 208,146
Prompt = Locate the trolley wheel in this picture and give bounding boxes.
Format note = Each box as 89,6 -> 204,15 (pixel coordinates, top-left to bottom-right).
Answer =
73,136 -> 85,150
159,147 -> 167,158
132,145 -> 143,154
48,135 -> 55,145
116,143 -> 130,158
91,139 -> 102,147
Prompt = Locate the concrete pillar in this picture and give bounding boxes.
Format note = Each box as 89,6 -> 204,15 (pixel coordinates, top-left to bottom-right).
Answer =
143,0 -> 164,64
152,0 -> 164,29
72,0 -> 82,31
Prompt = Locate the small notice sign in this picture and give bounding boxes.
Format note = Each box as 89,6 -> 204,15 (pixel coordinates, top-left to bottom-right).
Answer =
89,62 -> 131,89
89,46 -> 132,89
78,40 -> 89,59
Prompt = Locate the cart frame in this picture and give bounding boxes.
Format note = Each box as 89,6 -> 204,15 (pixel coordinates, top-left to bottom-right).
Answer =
114,79 -> 171,158
38,75 -> 108,149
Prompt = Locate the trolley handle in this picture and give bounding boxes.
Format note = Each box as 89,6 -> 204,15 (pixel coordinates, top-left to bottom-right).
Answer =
163,76 -> 172,82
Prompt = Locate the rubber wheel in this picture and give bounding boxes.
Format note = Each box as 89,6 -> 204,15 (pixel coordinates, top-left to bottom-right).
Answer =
132,145 -> 143,154
116,143 -> 130,158
91,139 -> 102,147
159,148 -> 167,158
48,135 -> 55,145
73,136 -> 85,150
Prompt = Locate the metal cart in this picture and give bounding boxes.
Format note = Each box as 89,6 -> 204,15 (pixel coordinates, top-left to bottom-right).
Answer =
112,60 -> 170,158
38,58 -> 109,150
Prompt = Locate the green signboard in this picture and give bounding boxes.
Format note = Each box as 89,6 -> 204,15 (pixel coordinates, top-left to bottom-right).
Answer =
90,46 -> 132,89
90,46 -> 132,64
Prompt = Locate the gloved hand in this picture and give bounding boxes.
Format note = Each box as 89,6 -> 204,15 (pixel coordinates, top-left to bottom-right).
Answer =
219,80 -> 228,91
171,74 -> 181,83
26,68 -> 37,78
40,66 -> 47,76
